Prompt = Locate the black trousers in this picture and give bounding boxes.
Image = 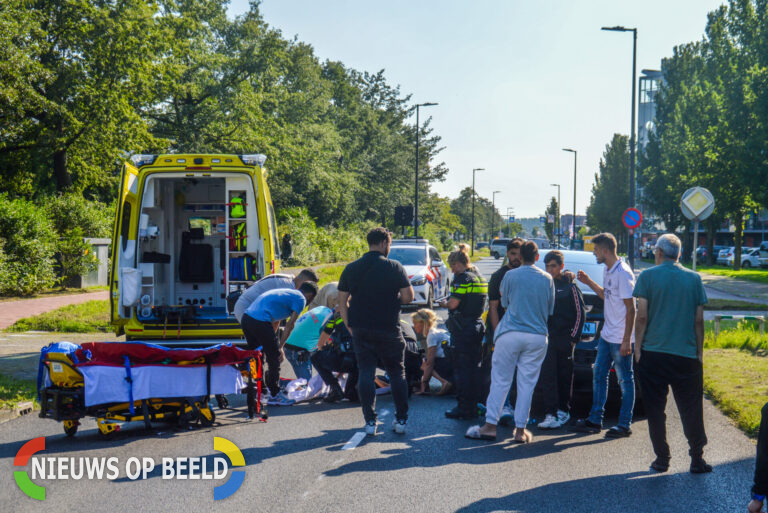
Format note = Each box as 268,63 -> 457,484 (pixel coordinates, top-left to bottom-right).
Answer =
450,318 -> 485,413
753,402 -> 768,494
310,349 -> 359,397
637,350 -> 707,460
537,336 -> 574,415
352,327 -> 409,422
241,314 -> 281,396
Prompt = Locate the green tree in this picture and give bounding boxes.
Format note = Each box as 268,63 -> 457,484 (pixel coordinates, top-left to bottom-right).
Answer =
586,134 -> 630,250
544,197 -> 558,242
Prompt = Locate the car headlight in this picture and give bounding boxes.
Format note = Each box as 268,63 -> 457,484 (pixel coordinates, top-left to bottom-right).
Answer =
411,277 -> 427,286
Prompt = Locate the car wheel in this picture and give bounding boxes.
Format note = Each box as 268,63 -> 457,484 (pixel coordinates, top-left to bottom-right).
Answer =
493,252 -> 500,259
743,261 -> 751,268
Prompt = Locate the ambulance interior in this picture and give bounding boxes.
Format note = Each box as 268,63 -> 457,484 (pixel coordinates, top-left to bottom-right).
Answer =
132,175 -> 263,322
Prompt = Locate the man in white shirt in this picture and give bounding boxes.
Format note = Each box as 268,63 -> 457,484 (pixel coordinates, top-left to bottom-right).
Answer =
233,269 -> 318,323
572,233 -> 636,438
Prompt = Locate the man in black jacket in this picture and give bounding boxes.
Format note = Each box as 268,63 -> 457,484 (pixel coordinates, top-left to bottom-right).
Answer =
748,402 -> 768,512
537,250 -> 585,429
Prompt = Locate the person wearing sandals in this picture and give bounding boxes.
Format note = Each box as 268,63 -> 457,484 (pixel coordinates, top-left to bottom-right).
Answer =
466,241 -> 554,443
411,309 -> 454,395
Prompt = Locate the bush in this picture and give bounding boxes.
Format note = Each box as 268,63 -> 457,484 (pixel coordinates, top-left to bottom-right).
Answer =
45,193 -> 113,238
0,195 -> 57,295
278,207 -> 374,266
57,227 -> 100,286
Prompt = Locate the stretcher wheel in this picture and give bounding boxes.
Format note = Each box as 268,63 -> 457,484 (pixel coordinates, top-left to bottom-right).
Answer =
63,420 -> 79,437
199,407 -> 215,427
215,395 -> 229,409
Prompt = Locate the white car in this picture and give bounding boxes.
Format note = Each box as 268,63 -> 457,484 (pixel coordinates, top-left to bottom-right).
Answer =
388,240 -> 451,306
727,247 -> 760,268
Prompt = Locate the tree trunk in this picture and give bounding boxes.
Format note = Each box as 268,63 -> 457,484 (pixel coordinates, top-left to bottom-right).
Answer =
706,221 -> 716,265
53,149 -> 71,191
733,211 -> 744,271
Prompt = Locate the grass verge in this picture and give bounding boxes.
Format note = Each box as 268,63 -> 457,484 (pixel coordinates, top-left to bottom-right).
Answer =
704,299 -> 768,311
0,286 -> 108,303
705,321 -> 768,353
685,264 -> 768,285
7,299 -> 111,333
703,348 -> 767,437
0,374 -> 37,410
316,264 -> 346,287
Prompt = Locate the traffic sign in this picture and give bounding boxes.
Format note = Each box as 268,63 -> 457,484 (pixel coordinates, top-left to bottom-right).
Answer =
681,187 -> 715,221
622,208 -> 643,230
539,216 -> 546,224
547,214 -> 555,223
508,216 -> 515,223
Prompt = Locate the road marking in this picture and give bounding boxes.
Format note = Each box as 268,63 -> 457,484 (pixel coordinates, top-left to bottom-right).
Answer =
411,434 -> 452,442
341,432 -> 366,451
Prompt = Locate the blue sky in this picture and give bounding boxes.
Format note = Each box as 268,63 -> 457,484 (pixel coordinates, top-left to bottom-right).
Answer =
229,0 -> 724,218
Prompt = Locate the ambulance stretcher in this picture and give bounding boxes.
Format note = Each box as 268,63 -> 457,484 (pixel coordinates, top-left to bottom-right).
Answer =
37,341 -> 267,437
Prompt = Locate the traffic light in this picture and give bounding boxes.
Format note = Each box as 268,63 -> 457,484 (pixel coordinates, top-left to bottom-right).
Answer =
394,205 -> 414,227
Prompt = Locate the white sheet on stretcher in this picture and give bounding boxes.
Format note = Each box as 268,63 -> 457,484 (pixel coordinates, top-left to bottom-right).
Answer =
78,365 -> 245,407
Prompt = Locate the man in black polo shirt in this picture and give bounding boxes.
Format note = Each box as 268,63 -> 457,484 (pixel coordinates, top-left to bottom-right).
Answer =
337,228 -> 415,436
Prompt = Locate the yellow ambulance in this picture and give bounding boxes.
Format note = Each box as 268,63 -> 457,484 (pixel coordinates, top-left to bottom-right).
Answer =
110,154 -> 282,341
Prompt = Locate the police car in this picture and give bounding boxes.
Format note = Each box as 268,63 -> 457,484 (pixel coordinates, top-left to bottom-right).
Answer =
389,239 -> 451,306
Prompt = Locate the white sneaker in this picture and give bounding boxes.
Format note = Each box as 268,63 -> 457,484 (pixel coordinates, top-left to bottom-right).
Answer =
499,405 -> 515,425
365,420 -> 377,436
392,419 -> 407,434
538,414 -> 562,429
266,392 -> 295,406
557,410 -> 570,425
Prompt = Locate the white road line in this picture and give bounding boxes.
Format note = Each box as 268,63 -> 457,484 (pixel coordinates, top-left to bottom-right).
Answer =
341,432 -> 366,450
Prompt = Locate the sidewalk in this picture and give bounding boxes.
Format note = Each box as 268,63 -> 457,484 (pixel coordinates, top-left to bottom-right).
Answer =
0,290 -> 109,330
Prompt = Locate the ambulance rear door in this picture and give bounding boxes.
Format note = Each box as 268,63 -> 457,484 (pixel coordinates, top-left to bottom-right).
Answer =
110,161 -> 141,332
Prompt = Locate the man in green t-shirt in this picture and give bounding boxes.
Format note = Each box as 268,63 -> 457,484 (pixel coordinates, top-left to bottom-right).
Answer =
633,233 -> 711,475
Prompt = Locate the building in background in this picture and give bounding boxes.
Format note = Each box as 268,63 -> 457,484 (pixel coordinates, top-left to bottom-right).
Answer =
638,69 -> 663,234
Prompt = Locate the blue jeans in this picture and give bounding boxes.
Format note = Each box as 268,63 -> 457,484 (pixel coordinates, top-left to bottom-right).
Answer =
285,347 -> 313,382
588,338 -> 634,428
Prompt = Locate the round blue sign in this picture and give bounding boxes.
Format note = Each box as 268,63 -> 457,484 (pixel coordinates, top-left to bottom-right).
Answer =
622,208 -> 642,229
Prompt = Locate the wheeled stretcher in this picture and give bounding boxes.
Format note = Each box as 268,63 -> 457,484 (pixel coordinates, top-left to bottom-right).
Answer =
38,341 -> 267,437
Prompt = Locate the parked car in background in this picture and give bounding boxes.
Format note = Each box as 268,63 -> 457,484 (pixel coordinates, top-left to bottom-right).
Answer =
640,241 -> 656,259
475,241 -> 489,250
693,245 -> 727,263
490,238 -> 511,259
760,241 -> 768,267
719,246 -> 750,266
727,247 -> 761,268
389,239 -> 452,306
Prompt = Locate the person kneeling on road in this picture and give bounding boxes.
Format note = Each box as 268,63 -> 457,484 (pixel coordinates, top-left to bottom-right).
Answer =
241,283 -> 318,406
311,309 -> 359,403
411,309 -> 453,396
536,250 -> 584,429
282,283 -> 337,381
441,250 -> 487,420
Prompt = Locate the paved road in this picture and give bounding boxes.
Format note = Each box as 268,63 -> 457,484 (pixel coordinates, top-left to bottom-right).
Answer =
0,258 -> 757,512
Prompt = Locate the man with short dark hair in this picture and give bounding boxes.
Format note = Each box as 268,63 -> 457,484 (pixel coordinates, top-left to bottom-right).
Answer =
573,232 -> 636,438
241,282 -> 318,406
466,241 -> 554,443
537,250 -> 584,429
234,268 -> 319,323
337,227 -> 414,435
481,238 -> 524,422
634,233 -> 711,473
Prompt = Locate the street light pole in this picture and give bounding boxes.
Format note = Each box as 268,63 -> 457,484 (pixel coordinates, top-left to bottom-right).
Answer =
602,25 -> 637,269
550,183 -> 561,246
491,190 -> 501,241
414,102 -> 438,237
471,168 -> 484,256
562,148 -> 577,248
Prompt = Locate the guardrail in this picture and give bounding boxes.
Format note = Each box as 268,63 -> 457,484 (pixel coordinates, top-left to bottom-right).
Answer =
714,314 -> 765,342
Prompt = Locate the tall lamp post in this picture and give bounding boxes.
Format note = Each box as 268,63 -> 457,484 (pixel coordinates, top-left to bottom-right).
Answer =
491,190 -> 501,241
414,102 -> 438,237
562,148 -> 577,247
471,168 -> 484,256
602,25 -> 637,269
550,183 -> 561,246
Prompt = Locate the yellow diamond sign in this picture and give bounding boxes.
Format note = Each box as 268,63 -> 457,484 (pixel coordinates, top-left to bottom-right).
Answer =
681,187 -> 715,221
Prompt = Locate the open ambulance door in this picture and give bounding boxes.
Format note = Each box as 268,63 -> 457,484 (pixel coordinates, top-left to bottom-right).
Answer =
110,161 -> 140,333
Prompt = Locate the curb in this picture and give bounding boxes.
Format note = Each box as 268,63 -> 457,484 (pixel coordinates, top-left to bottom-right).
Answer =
0,401 -> 35,424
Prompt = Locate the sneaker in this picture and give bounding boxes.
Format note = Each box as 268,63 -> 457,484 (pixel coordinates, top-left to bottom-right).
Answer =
538,414 -> 562,429
556,410 -> 570,425
324,386 -> 344,403
445,407 -> 477,420
690,458 -> 713,474
392,419 -> 407,434
266,392 -> 295,406
364,420 -> 377,436
499,405 -> 515,426
571,418 -> 601,433
605,425 -> 632,438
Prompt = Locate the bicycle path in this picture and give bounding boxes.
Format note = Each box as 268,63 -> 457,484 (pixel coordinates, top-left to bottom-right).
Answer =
0,290 -> 110,331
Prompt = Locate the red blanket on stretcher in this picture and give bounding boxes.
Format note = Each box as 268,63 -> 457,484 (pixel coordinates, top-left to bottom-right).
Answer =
75,342 -> 260,366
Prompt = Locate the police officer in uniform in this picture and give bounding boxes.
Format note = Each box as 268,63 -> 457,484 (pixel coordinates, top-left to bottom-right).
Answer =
441,249 -> 488,419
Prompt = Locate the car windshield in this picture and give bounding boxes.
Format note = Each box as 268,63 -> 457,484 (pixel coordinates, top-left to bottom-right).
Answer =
388,247 -> 427,266
534,250 -> 605,295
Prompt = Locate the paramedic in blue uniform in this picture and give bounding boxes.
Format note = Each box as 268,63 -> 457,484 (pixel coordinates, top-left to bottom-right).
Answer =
234,268 -> 318,323
337,227 -> 414,436
440,249 -> 488,420
241,283 -> 318,406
